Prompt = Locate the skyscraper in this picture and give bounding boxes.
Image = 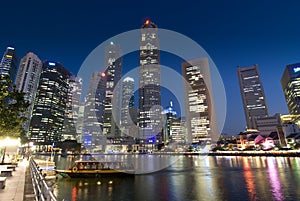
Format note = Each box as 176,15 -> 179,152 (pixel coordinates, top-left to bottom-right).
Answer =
63,75 -> 82,141
182,58 -> 219,145
76,103 -> 85,143
138,20 -> 161,139
29,61 -> 72,144
15,52 -> 42,133
237,64 -> 269,129
162,101 -> 177,143
169,119 -> 186,144
0,46 -> 18,82
121,77 -> 135,128
102,42 -> 122,137
281,62 -> 300,114
83,72 -> 105,150
120,77 -> 138,138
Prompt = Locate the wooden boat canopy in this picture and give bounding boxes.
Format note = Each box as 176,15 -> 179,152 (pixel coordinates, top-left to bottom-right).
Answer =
71,160 -> 132,171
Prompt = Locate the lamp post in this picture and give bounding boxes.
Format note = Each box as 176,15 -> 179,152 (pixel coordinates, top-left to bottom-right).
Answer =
1,146 -> 6,164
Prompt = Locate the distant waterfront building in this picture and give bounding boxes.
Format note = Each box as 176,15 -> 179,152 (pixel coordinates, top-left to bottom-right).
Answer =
182,58 -> 219,145
138,19 -> 161,139
162,101 -> 177,143
29,61 -> 72,144
281,63 -> 300,114
102,42 -> 122,137
279,114 -> 300,147
15,52 -> 42,133
237,64 -> 269,129
121,77 -> 136,136
0,46 -> 18,82
63,75 -> 82,141
280,122 -> 300,135
254,113 -> 281,136
237,129 -> 260,150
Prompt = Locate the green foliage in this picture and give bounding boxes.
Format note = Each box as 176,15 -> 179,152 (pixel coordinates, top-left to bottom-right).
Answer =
0,75 -> 30,139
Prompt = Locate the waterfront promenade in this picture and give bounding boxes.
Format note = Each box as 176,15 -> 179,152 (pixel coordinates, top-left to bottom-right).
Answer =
0,159 -> 34,201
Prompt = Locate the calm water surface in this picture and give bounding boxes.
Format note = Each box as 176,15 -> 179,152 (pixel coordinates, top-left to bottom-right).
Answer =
37,155 -> 300,201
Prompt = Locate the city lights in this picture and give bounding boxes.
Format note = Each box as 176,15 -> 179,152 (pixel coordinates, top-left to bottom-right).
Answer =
0,137 -> 21,147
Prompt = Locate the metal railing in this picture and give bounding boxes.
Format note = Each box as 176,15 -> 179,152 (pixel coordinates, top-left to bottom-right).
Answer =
29,158 -> 58,201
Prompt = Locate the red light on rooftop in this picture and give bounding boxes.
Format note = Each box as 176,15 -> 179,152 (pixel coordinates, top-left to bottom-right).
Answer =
145,20 -> 150,25
101,72 -> 105,77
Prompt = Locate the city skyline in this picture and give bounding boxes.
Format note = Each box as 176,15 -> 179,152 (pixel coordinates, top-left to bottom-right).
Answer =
1,1 -> 299,135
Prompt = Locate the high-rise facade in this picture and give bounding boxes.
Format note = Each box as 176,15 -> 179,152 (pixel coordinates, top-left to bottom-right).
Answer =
182,58 -> 219,145
102,42 -> 122,137
121,77 -> 135,130
76,103 -> 85,143
162,101 -> 177,143
29,61 -> 72,143
170,119 -> 186,144
120,77 -> 139,138
0,46 -> 18,82
63,75 -> 82,141
15,52 -> 43,133
281,63 -> 300,114
138,20 -> 161,139
83,72 -> 105,149
237,64 -> 269,129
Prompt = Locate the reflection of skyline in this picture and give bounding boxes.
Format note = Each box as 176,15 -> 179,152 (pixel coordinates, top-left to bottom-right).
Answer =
51,155 -> 300,201
242,157 -> 258,201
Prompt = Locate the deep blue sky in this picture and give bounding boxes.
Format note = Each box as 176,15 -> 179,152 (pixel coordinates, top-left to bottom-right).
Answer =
1,0 -> 300,135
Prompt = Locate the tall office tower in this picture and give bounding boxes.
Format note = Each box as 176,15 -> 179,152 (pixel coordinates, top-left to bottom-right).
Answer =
182,58 -> 219,145
76,103 -> 85,143
15,52 -> 42,133
120,77 -> 139,138
83,72 -> 105,150
63,75 -> 82,140
162,101 -> 177,143
102,42 -> 122,137
0,46 -> 18,82
29,61 -> 72,144
170,119 -> 186,144
237,64 -> 269,129
121,77 -> 135,130
281,63 -> 300,114
138,20 -> 161,139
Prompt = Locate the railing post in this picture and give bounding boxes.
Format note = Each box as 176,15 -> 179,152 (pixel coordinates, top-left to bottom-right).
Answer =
29,157 -> 58,201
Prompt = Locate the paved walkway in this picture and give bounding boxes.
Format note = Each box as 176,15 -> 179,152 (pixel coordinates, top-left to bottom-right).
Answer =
0,159 -> 35,201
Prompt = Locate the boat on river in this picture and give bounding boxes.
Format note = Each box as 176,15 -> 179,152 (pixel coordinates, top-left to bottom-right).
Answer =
56,160 -> 135,178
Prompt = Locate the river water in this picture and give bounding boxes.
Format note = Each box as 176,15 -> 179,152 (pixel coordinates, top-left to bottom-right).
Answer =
37,154 -> 300,201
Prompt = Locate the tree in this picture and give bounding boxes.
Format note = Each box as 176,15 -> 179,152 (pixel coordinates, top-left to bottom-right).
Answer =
0,75 -> 30,140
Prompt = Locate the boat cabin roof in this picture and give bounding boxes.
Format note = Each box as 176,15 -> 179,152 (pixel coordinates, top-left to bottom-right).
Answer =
75,160 -> 125,164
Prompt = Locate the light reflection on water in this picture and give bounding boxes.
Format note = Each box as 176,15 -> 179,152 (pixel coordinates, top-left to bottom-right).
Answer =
266,157 -> 284,201
35,155 -> 300,201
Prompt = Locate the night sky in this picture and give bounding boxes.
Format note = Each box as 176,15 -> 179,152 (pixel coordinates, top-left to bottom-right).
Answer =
1,0 -> 300,135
